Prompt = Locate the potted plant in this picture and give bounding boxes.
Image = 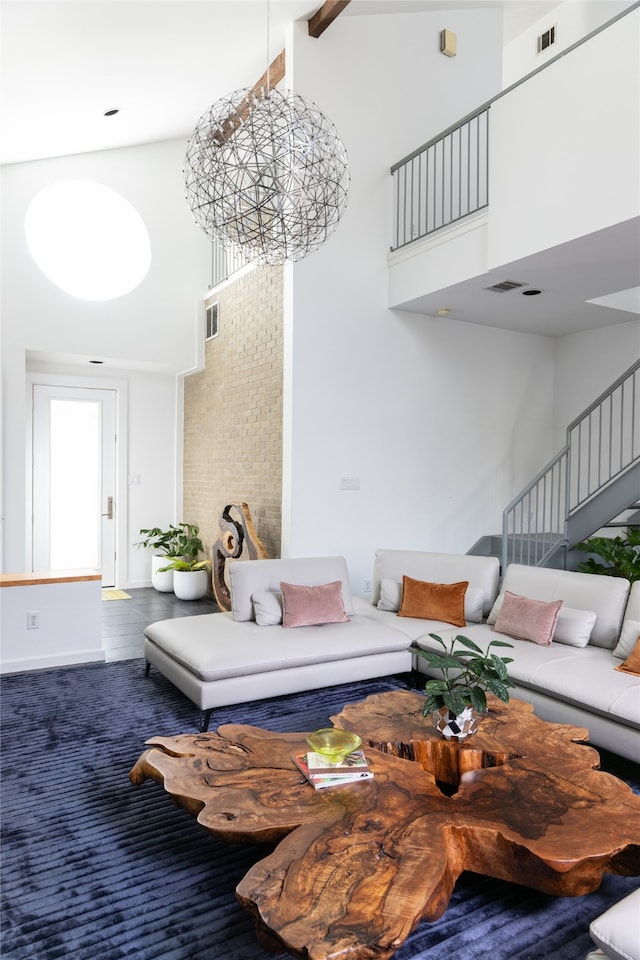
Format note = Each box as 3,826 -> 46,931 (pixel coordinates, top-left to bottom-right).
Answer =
574,530 -> 640,583
156,557 -> 212,601
414,633 -> 514,740
136,523 -> 203,593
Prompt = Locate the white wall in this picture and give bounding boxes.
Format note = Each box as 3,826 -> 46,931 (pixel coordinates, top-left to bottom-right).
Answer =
554,320 -> 640,448
490,9 -> 639,268
283,7 -> 557,591
0,577 -> 102,672
503,1 -> 635,87
1,138 -> 210,576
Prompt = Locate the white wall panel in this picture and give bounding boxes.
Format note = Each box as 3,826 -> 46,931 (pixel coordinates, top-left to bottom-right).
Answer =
283,8 -> 558,592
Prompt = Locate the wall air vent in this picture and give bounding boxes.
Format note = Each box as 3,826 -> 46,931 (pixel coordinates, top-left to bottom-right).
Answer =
537,25 -> 557,54
485,280 -> 527,293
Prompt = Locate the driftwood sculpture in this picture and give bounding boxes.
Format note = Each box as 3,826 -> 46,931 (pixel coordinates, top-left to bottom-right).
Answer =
211,502 -> 268,611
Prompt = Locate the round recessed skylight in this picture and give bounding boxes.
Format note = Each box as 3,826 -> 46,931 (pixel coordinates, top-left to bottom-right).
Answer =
25,179 -> 151,301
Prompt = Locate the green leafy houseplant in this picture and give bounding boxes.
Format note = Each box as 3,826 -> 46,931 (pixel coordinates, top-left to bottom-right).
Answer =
415,633 -> 515,717
136,523 -> 203,559
574,529 -> 640,583
156,558 -> 211,573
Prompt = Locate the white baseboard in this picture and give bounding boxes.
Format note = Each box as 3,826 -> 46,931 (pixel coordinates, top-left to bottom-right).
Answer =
0,650 -> 105,674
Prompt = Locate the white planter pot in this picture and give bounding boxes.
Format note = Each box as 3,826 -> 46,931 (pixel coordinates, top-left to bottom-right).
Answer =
173,569 -> 209,601
151,555 -> 174,593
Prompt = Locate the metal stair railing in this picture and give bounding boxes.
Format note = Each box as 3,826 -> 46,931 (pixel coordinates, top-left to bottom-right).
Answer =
502,447 -> 569,572
566,359 -> 639,519
502,359 -> 640,574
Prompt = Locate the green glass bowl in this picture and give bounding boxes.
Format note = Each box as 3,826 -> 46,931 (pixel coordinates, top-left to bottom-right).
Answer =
306,728 -> 362,764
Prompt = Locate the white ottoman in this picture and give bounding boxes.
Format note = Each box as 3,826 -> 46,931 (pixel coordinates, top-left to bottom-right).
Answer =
586,888 -> 640,960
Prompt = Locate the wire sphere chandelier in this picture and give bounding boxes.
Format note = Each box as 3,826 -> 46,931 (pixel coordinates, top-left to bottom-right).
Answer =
184,85 -> 350,264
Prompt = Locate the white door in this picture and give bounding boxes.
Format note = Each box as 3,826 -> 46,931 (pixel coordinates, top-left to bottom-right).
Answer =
32,385 -> 117,585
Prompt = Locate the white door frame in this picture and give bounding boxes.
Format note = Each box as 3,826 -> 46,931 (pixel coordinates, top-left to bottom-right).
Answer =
26,372 -> 128,587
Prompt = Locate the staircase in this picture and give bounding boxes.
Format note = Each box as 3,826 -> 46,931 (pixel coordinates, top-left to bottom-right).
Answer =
469,360 -> 640,573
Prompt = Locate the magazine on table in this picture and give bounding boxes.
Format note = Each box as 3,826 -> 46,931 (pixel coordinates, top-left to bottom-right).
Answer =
293,750 -> 373,789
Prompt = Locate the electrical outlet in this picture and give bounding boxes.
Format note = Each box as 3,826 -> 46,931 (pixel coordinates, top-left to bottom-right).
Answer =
339,476 -> 360,491
27,611 -> 40,630
363,578 -> 372,594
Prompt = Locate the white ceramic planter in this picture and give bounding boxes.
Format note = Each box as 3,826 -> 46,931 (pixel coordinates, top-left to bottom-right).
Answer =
151,555 -> 174,593
173,569 -> 209,601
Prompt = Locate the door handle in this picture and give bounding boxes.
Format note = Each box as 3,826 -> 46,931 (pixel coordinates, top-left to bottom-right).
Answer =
102,496 -> 114,520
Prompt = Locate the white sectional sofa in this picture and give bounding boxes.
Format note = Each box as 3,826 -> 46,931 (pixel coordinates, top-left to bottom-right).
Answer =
143,549 -> 640,762
356,550 -> 639,763
144,555 -> 413,731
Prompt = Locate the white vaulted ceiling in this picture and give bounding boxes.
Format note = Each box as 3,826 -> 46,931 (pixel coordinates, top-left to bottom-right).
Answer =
2,0 -> 637,337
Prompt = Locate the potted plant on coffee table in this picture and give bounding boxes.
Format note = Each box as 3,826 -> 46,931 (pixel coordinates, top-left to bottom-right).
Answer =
136,522 -> 203,593
414,633 -> 514,740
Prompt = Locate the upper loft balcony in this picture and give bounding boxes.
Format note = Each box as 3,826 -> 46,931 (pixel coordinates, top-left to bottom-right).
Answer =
388,6 -> 640,339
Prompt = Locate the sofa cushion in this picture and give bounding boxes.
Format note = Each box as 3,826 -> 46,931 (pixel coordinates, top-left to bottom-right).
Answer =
489,593 -> 596,648
551,606 -> 597,647
398,576 -> 467,626
493,591 -> 563,646
371,550 -> 499,617
280,580 -> 348,628
352,596 -> 467,642
613,619 -> 640,659
252,590 -> 283,626
378,578 -> 402,612
230,556 -> 354,622
145,613 -> 409,682
377,578 -> 484,622
487,564 -> 630,649
589,888 -> 640,960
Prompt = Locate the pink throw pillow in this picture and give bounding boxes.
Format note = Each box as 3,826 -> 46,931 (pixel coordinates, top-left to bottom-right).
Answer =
280,580 -> 349,628
493,590 -> 563,646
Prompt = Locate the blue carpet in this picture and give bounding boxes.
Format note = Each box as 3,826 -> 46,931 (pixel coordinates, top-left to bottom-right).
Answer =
1,660 -> 638,960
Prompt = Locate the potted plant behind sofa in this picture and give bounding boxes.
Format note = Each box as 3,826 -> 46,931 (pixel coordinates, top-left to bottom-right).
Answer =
414,633 -> 514,740
136,523 -> 203,593
574,529 -> 640,583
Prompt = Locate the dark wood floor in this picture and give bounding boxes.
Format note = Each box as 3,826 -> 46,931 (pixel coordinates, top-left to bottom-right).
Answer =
101,587 -> 218,661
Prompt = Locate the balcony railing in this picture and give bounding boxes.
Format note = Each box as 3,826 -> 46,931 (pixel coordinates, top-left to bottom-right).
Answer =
209,240 -> 250,289
389,5 -> 635,256
390,107 -> 489,252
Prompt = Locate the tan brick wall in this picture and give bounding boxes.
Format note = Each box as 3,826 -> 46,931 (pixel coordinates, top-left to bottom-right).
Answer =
182,264 -> 283,568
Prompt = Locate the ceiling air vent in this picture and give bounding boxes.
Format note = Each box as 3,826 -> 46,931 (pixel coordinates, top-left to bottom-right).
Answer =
485,280 -> 527,293
537,25 -> 557,54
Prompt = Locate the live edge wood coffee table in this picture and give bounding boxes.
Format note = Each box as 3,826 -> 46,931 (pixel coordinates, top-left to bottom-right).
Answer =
129,691 -> 640,960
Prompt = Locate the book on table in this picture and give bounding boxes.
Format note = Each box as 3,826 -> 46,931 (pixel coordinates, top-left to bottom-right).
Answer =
293,750 -> 373,789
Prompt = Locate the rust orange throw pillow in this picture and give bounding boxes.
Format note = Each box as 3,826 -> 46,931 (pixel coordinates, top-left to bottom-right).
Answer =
616,636 -> 640,676
397,576 -> 468,627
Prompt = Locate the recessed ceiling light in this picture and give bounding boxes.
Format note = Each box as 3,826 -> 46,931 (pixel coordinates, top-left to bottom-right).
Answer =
104,109 -> 119,117
522,289 -> 542,296
436,307 -> 452,316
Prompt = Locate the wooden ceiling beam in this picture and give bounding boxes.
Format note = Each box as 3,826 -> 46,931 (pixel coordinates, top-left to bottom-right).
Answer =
308,0 -> 351,39
212,51 -> 286,144
211,0 -> 349,147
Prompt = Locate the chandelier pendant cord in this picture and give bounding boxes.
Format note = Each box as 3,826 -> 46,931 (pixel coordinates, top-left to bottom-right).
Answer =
265,0 -> 271,95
